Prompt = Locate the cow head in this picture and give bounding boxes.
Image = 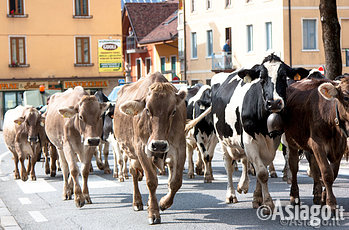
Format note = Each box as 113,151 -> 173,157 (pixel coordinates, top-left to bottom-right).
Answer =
14,107 -> 44,143
58,95 -> 108,147
238,54 -> 308,113
120,82 -> 186,156
318,77 -> 349,131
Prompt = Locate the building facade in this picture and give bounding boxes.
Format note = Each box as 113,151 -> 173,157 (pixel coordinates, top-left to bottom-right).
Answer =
179,0 -> 349,85
0,0 -> 123,127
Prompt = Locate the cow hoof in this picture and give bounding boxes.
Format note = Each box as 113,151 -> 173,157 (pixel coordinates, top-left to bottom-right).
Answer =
113,172 -> 118,179
237,186 -> 248,194
21,175 -> 28,182
270,172 -> 278,178
138,175 -> 143,181
195,167 -> 203,176
119,177 -> 124,182
64,194 -> 72,200
96,162 -> 104,171
148,216 -> 161,225
290,197 -> 300,206
252,201 -> 262,209
187,172 -> 195,179
14,174 -> 20,180
89,167 -> 94,173
104,168 -> 112,174
31,175 -> 37,181
226,196 -> 238,204
45,168 -> 50,175
124,174 -> 129,180
204,178 -> 212,183
282,175 -> 287,181
133,203 -> 143,211
75,199 -> 85,208
85,196 -> 92,204
50,171 -> 56,177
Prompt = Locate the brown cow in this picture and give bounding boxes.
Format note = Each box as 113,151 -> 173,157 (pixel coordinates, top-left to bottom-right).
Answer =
3,105 -> 45,181
284,76 -> 349,211
113,72 -> 187,224
45,86 -> 108,208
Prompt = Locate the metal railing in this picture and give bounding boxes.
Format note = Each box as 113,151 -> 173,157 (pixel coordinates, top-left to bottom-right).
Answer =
212,52 -> 233,71
126,36 -> 147,53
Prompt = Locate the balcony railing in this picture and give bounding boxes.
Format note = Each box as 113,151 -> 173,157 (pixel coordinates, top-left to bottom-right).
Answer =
126,36 -> 147,54
211,52 -> 235,73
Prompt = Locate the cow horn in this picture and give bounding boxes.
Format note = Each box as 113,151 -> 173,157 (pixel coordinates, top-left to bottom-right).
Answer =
185,106 -> 212,134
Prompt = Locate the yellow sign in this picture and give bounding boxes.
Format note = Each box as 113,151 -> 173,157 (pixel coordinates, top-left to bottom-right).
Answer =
98,39 -> 122,72
64,80 -> 109,89
0,82 -> 48,91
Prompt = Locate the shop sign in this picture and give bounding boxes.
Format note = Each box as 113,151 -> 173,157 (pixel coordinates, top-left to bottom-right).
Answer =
64,80 -> 109,89
0,82 -> 48,91
98,39 -> 122,73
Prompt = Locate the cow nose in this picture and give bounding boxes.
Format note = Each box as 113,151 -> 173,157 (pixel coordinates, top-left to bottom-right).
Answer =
28,136 -> 39,143
86,138 -> 100,146
150,140 -> 169,153
266,99 -> 283,111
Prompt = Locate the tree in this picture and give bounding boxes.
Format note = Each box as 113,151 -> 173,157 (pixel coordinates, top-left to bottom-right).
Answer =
319,0 -> 342,80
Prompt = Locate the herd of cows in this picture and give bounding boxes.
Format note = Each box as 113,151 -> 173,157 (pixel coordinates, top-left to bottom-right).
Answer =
2,54 -> 349,225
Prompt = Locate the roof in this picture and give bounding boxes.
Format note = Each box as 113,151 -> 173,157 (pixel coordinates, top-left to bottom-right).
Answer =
121,0 -> 166,9
139,10 -> 178,45
124,2 -> 178,43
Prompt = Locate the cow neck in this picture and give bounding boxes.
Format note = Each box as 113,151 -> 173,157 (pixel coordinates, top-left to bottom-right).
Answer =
335,101 -> 349,138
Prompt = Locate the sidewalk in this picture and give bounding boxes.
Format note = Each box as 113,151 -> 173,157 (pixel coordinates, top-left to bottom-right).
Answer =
0,198 -> 21,230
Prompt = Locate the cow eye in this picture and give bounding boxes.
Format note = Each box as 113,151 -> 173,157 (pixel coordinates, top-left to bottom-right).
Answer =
79,115 -> 83,120
344,96 -> 349,102
171,109 -> 176,117
146,108 -> 151,116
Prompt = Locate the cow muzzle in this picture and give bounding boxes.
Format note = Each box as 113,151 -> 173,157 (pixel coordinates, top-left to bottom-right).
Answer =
148,140 -> 169,154
84,137 -> 101,146
266,99 -> 284,112
28,136 -> 39,143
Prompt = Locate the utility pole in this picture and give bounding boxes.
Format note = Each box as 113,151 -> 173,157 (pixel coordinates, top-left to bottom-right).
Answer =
183,0 -> 187,81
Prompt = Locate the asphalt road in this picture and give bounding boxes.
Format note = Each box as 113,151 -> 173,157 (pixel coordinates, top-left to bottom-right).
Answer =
0,132 -> 349,230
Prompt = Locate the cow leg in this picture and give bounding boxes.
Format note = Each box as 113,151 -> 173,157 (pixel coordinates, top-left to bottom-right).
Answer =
19,156 -> 28,181
95,144 -> 104,170
49,144 -> 58,177
268,162 -> 277,178
252,179 -> 262,208
136,147 -> 160,225
186,143 -> 195,179
112,142 -> 119,179
307,153 -> 322,205
129,159 -> 143,211
80,149 -> 94,205
12,152 -> 20,179
223,147 -> 238,204
57,148 -> 73,200
159,146 -> 186,212
195,149 -> 204,176
102,142 -> 111,174
282,144 -> 292,184
254,159 -> 274,212
123,154 -> 129,180
43,143 -> 50,175
237,157 -> 249,194
288,145 -> 300,205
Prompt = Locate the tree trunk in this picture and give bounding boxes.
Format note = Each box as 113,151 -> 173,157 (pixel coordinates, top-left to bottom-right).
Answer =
319,0 -> 342,80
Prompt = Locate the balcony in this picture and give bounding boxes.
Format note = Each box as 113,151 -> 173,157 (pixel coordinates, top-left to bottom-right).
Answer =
126,36 -> 147,54
211,52 -> 235,73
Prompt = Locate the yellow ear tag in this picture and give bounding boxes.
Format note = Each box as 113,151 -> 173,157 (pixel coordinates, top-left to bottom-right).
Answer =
294,73 -> 301,81
63,114 -> 68,118
320,88 -> 330,98
17,121 -> 22,125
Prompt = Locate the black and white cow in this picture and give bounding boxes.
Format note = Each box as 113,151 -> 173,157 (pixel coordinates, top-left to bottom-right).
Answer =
211,54 -> 308,210
94,91 -> 128,181
186,84 -> 218,183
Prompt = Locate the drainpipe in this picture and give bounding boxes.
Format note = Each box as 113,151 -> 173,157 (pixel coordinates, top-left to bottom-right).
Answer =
288,0 -> 292,67
183,0 -> 187,81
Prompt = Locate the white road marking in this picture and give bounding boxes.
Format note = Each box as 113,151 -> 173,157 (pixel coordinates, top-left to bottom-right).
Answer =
0,176 -> 10,181
28,211 -> 48,222
18,198 -> 31,205
84,175 -> 122,189
16,178 -> 56,194
0,151 -> 11,162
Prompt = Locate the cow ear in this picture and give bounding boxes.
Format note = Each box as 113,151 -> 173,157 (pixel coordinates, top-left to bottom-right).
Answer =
176,89 -> 187,105
238,66 -> 260,83
14,117 -> 25,125
290,68 -> 309,81
58,106 -> 78,118
318,83 -> 338,100
119,100 -> 145,116
99,102 -> 109,116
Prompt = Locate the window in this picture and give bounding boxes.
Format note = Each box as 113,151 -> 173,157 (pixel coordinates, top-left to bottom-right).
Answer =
171,56 -> 176,79
225,27 -> 231,42
145,58 -> 151,75
206,0 -> 211,10
207,30 -> 213,57
247,25 -> 253,52
225,0 -> 231,7
136,58 -> 142,80
9,0 -> 24,15
3,91 -> 23,115
191,0 -> 195,12
160,57 -> 166,73
303,19 -> 317,50
191,32 -> 197,58
75,0 -> 89,16
266,22 -> 272,50
75,37 -> 90,64
10,37 -> 26,66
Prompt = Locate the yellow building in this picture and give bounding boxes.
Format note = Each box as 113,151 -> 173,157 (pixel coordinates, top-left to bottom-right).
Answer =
179,0 -> 349,85
0,0 -> 123,126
